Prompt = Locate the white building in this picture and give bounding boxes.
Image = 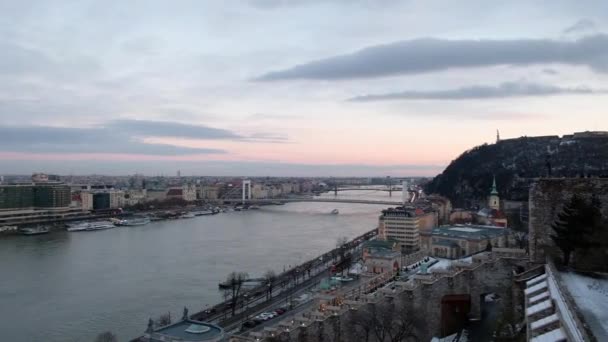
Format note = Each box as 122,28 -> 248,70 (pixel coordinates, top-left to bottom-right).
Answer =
109,190 -> 125,209
81,192 -> 94,211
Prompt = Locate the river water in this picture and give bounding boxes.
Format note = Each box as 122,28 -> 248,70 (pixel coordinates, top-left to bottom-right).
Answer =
0,190 -> 395,341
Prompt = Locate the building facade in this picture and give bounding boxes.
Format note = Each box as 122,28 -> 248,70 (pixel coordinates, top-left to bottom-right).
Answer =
0,183 -> 70,210
93,193 -> 111,210
378,207 -> 421,253
420,225 -> 509,259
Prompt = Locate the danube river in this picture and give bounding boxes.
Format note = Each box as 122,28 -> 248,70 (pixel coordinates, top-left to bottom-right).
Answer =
0,190 -> 395,341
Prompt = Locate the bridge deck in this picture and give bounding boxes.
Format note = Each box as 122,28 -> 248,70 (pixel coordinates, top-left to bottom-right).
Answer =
222,198 -> 403,205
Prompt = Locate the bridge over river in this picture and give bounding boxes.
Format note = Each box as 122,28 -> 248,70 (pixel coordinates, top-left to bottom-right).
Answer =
221,197 -> 404,206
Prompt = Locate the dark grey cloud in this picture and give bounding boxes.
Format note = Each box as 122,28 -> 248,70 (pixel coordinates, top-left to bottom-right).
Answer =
108,119 -> 243,140
348,82 -> 603,101
256,34 -> 608,81
0,125 -> 225,155
0,119 -> 291,155
108,119 -> 289,143
563,19 -> 597,35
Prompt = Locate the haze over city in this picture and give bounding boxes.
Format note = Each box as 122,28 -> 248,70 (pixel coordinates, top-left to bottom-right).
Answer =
1,1 -> 607,176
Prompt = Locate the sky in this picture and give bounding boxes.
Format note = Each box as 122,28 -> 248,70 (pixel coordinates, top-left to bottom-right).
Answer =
1,0 -> 607,177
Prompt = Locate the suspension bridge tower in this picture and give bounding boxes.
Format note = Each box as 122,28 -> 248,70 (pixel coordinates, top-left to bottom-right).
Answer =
242,180 -> 252,203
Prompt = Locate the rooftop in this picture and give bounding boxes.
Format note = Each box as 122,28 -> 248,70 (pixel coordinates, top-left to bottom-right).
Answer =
431,224 -> 507,240
147,319 -> 224,342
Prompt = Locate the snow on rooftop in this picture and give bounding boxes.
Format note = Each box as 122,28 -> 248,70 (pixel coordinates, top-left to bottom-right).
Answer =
427,256 -> 474,272
525,281 -> 548,296
526,299 -> 553,317
529,327 -> 566,342
529,291 -> 550,305
530,313 -> 559,331
527,273 -> 548,287
449,227 -> 482,233
559,271 -> 608,340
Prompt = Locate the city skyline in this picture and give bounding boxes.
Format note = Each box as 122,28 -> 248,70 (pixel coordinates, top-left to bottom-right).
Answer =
1,1 -> 608,176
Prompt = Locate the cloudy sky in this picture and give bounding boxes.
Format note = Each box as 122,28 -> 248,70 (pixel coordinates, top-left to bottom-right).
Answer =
1,0 -> 607,176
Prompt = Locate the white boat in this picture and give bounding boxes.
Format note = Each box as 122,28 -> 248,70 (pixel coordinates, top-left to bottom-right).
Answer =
192,210 -> 214,216
331,209 -> 339,215
249,205 -> 261,210
117,217 -> 150,226
67,222 -> 91,232
0,225 -> 18,233
67,221 -> 115,232
20,226 -> 50,235
85,221 -> 115,231
180,213 -> 196,219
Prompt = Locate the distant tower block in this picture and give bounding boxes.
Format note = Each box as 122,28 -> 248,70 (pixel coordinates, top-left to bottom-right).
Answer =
401,180 -> 409,204
177,170 -> 181,178
242,180 -> 252,201
496,129 -> 500,143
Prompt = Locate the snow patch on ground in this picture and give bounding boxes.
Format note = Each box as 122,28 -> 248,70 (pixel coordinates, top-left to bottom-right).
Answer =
428,256 -> 474,271
559,271 -> 608,340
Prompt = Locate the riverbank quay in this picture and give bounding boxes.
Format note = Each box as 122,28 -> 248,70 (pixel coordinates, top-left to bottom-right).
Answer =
131,228 -> 378,341
0,204 -> 228,237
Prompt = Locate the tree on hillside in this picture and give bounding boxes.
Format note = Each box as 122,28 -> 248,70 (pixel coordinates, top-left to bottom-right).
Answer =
223,271 -> 248,317
551,195 -> 599,266
94,331 -> 117,342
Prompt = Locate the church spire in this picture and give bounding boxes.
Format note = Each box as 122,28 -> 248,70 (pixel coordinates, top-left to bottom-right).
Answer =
490,176 -> 499,195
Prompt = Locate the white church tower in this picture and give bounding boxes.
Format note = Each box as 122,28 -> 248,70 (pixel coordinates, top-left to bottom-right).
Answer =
488,176 -> 500,210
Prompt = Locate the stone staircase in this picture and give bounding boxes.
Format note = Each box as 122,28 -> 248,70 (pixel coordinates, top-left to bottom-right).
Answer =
524,272 -> 569,341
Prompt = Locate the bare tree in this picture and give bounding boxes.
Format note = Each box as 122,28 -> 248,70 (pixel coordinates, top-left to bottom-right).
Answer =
156,312 -> 172,326
223,271 -> 248,316
347,307 -> 374,342
94,331 -> 117,342
345,301 -> 422,342
336,236 -> 348,248
263,270 -> 277,300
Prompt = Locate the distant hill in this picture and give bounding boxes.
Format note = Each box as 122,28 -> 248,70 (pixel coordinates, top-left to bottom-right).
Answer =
424,132 -> 608,207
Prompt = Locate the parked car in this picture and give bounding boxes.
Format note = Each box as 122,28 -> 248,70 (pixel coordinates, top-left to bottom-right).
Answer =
274,308 -> 286,314
242,320 -> 257,329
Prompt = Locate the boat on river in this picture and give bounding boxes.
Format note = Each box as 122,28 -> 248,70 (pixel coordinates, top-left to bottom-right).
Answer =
20,226 -> 50,235
331,209 -> 339,215
192,210 -> 215,216
116,217 -> 151,226
67,221 -> 115,232
180,212 -> 196,219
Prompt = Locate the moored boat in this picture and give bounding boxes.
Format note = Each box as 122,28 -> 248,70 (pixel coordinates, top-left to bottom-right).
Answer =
20,226 -> 50,235
330,209 -> 339,215
192,210 -> 214,216
67,221 -> 115,232
180,212 -> 196,219
115,217 -> 151,226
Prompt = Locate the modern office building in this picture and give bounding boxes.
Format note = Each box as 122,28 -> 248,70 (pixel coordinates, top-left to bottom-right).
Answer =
378,206 -> 421,253
0,183 -> 70,210
93,193 -> 111,210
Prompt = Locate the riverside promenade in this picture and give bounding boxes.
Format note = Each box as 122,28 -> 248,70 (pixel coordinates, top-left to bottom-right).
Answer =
132,228 -> 378,340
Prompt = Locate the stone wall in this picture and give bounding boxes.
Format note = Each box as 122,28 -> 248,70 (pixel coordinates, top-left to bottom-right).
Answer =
245,252 -> 529,342
528,178 -> 608,269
